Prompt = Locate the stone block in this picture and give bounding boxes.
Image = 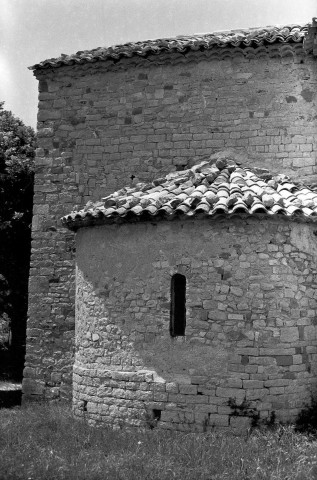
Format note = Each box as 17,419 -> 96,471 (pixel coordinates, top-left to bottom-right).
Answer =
292,355 -> 303,365
237,348 -> 259,356
160,410 -> 179,423
229,287 -> 244,297
38,109 -> 62,121
245,389 -> 267,400
151,380 -> 167,392
166,382 -> 179,393
261,348 -> 295,356
228,313 -> 244,320
304,326 -> 316,340
194,404 -> 217,413
222,378 -> 243,388
216,387 -> 245,401
179,384 -> 198,395
280,327 -> 299,343
245,365 -> 257,373
28,276 -> 49,294
198,387 -> 216,396
217,406 -> 232,415
275,356 -> 293,366
190,376 -> 208,385
264,379 -> 290,387
22,378 -> 45,395
153,392 -> 168,402
208,414 -> 229,427
229,416 -> 252,433
290,364 -> 306,372
270,387 -> 285,395
243,380 -> 264,389
168,393 -> 207,404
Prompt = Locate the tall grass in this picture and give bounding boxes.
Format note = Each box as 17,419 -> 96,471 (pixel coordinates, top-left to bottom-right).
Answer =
1,404 -> 317,479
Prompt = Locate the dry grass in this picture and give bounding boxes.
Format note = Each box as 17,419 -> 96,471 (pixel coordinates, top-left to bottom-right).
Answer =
1,404 -> 317,479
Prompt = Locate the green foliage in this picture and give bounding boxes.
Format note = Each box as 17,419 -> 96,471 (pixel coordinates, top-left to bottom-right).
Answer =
1,404 -> 317,480
0,102 -> 36,378
295,397 -> 317,435
228,397 -> 260,428
0,100 -> 35,221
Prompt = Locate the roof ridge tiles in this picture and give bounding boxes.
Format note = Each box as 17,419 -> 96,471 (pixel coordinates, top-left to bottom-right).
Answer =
62,150 -> 317,230
30,23 -> 309,71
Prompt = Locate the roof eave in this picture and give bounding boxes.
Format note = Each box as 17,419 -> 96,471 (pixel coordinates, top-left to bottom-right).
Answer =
29,23 -> 309,72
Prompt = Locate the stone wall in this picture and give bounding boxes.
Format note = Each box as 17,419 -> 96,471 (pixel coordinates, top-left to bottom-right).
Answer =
24,44 -> 317,401
73,217 -> 317,431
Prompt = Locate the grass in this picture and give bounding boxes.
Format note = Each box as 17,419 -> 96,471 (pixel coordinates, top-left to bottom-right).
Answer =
1,404 -> 317,479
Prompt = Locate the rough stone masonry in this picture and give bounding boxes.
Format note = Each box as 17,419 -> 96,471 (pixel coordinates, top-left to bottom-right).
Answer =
23,20 -> 317,421
72,217 -> 317,432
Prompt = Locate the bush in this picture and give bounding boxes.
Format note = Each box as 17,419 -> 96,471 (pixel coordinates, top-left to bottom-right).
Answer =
0,102 -> 35,379
295,397 -> 317,435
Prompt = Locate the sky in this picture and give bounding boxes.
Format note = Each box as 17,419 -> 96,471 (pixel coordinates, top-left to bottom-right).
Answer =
0,0 -> 316,130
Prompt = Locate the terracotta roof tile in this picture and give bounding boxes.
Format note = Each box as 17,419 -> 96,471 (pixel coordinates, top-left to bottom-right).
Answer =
61,152 -> 317,230
30,24 -> 308,71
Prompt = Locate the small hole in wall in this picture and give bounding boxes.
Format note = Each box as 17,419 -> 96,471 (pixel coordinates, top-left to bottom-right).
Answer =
153,409 -> 161,421
147,409 -> 161,429
83,400 -> 87,412
176,164 -> 187,171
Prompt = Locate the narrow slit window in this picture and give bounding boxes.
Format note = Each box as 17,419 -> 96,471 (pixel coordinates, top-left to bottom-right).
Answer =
170,273 -> 186,337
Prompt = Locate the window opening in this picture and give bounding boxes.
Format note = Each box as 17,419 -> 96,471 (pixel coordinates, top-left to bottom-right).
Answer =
170,273 -> 186,337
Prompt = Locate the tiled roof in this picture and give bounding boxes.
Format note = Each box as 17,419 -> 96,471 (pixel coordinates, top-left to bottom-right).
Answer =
61,152 -> 317,230
30,24 -> 308,71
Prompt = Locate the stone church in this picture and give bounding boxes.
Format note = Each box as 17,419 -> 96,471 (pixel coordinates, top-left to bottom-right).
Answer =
24,20 -> 317,431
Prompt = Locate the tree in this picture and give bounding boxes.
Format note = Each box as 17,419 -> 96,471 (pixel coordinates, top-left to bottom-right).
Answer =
0,102 -> 36,379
